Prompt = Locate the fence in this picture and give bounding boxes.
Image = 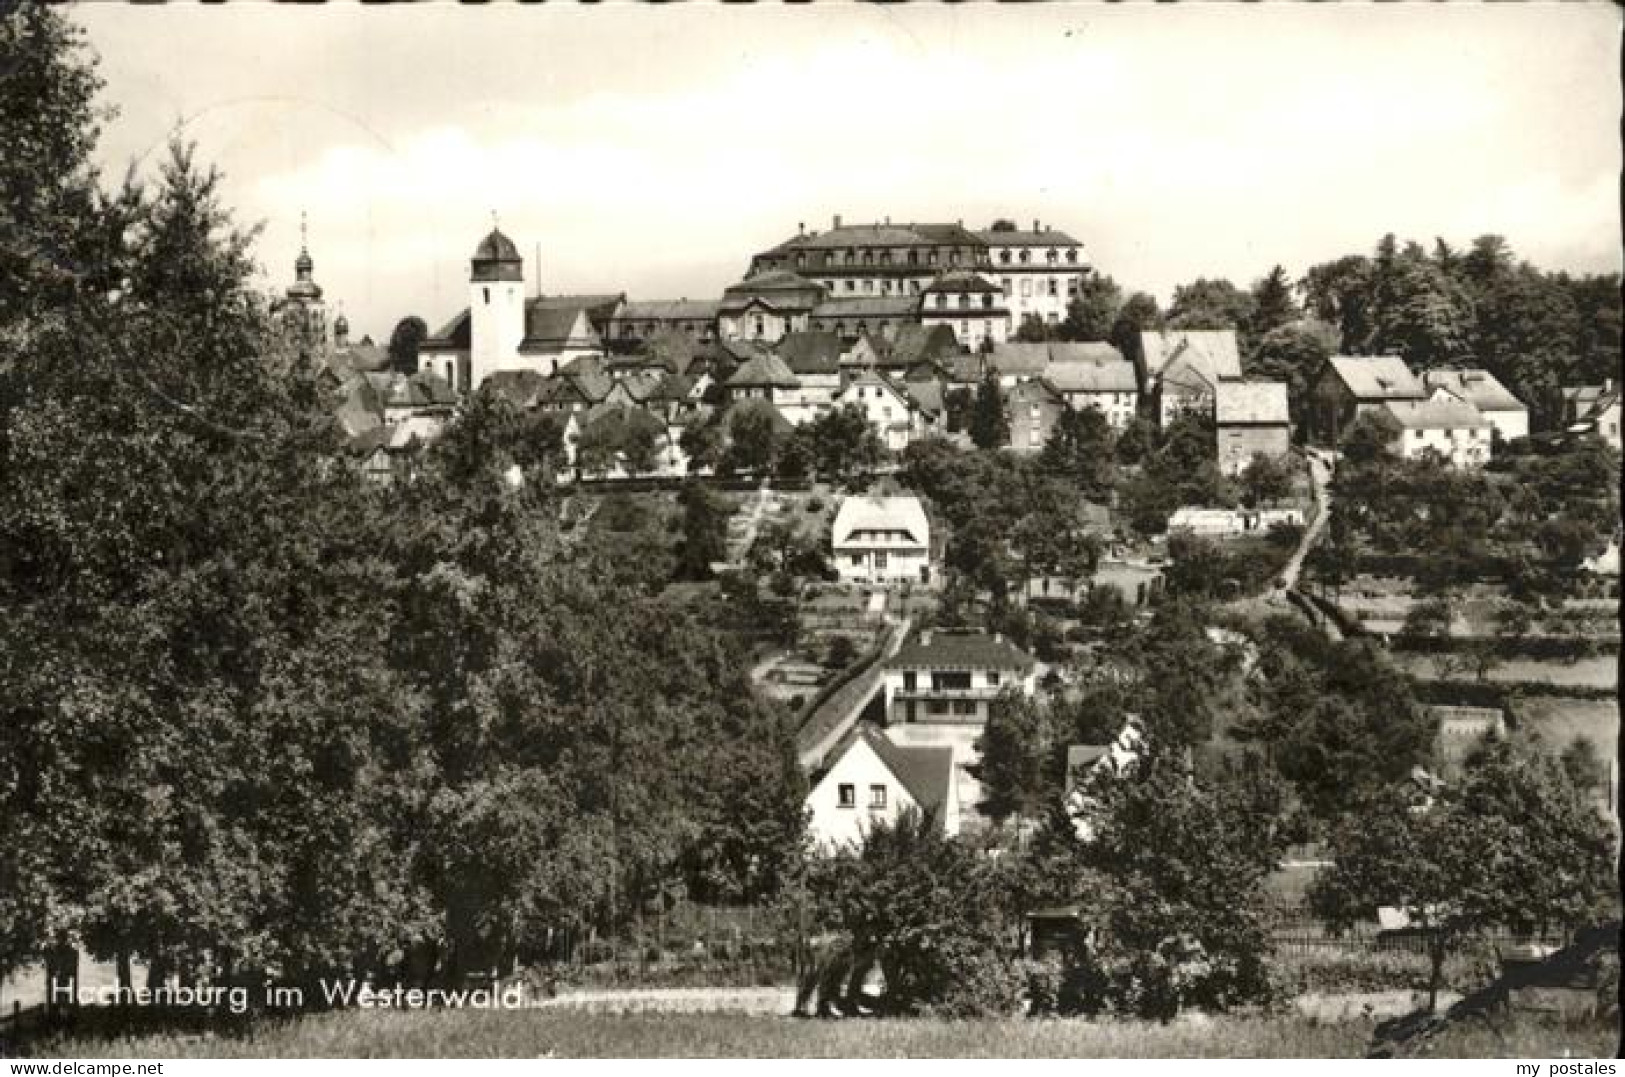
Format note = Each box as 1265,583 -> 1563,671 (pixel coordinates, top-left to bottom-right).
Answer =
539,903 -> 805,989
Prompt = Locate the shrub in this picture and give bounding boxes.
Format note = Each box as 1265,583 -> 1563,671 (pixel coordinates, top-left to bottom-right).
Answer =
806,497 -> 824,513
924,947 -> 1028,1019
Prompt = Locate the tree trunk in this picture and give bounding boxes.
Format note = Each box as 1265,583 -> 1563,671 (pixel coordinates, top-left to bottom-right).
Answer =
1427,937 -> 1445,1014
115,948 -> 133,1011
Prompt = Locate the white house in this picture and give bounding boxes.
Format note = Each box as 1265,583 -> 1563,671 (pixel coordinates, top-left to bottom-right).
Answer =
831,495 -> 933,586
1422,369 -> 1529,443
1383,390 -> 1493,468
1043,343 -> 1139,429
804,726 -> 961,850
831,370 -> 928,451
882,628 -> 1037,728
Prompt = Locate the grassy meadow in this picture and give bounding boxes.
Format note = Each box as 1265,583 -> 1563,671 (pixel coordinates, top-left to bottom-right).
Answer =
32,1008 -> 1619,1059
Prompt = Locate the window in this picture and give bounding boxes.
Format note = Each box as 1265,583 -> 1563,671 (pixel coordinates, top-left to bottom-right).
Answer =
483,287 -> 490,303
838,784 -> 856,808
1047,249 -> 1058,264
1019,250 -> 1030,264
988,671 -> 1002,687
932,670 -> 972,691
1000,250 -> 1011,265
982,294 -> 993,309
845,280 -> 856,292
1021,279 -> 1032,297
1048,278 -> 1058,297
850,554 -> 863,566
927,699 -> 950,716
875,551 -> 888,570
953,699 -> 977,716
869,784 -> 887,809
1066,249 -> 1078,264
902,670 -> 917,691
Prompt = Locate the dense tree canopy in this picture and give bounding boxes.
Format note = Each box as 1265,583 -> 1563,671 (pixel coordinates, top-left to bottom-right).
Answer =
0,7 -> 804,994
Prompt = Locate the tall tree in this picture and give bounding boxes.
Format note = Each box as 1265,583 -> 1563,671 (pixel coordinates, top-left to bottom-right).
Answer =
1109,292 -> 1164,373
1247,265 -> 1299,341
387,315 -> 428,374
968,371 -> 1010,450
1058,273 -> 1122,342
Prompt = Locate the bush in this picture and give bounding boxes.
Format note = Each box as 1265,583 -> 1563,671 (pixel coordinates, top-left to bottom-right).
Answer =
806,497 -> 824,513
922,946 -> 1028,1019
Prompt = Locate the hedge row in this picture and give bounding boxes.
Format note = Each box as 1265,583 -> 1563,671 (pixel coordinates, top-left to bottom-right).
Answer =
1411,678 -> 1618,707
1389,633 -> 1620,661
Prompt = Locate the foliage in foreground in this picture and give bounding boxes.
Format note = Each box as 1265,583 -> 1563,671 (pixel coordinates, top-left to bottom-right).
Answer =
32,1007 -> 1620,1060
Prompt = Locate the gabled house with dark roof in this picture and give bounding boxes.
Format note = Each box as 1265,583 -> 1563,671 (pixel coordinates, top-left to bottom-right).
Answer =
1311,355 -> 1426,444
1008,377 -> 1067,452
775,331 -> 845,423
882,323 -> 962,374
1214,379 -> 1291,475
724,352 -> 801,411
804,725 -> 962,849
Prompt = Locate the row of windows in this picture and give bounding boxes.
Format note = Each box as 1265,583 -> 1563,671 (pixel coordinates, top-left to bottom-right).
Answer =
836,783 -> 887,810
796,248 -> 988,270
898,670 -> 1002,691
932,292 -> 997,311
995,247 -> 1079,266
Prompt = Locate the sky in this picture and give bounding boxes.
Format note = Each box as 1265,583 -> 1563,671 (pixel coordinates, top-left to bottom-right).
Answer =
75,2 -> 1622,343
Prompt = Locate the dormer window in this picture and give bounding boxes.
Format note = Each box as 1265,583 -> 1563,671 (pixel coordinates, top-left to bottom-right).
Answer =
1000,250 -> 1011,265
1065,250 -> 1078,264
1047,249 -> 1058,264
1019,250 -> 1030,264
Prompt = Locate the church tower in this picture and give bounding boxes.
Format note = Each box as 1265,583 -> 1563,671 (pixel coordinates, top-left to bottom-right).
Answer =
468,221 -> 526,390
273,213 -> 329,358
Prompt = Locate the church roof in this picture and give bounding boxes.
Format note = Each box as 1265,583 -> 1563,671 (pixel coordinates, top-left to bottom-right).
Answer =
472,228 -> 522,264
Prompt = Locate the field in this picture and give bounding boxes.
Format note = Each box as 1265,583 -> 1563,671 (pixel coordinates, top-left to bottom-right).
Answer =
1517,694 -> 1620,760
29,1008 -> 1619,1059
1397,653 -> 1618,690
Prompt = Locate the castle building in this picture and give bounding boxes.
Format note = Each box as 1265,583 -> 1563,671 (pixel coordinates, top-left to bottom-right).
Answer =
742,216 -> 1088,341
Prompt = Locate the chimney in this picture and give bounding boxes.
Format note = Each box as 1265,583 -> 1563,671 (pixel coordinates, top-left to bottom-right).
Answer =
1032,218 -> 1040,233
884,215 -> 891,226
833,213 -> 842,229
798,222 -> 805,236
957,218 -> 964,228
